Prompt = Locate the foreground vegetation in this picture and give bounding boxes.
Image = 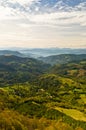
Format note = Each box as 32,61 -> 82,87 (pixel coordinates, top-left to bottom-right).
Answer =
0,55 -> 86,130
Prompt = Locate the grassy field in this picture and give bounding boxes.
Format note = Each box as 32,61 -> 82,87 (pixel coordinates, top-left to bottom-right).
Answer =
55,107 -> 86,122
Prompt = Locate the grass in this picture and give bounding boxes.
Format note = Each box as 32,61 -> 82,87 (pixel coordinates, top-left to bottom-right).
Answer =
55,107 -> 86,122
80,94 -> 86,104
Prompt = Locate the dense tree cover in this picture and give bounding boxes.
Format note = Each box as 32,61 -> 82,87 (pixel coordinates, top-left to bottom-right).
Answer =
0,55 -> 86,130
0,55 -> 50,86
0,109 -> 81,130
0,82 -> 86,130
49,60 -> 86,78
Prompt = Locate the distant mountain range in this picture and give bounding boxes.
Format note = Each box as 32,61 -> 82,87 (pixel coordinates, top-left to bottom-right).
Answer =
0,49 -> 86,66
20,48 -> 86,57
0,48 -> 86,58
0,50 -> 37,58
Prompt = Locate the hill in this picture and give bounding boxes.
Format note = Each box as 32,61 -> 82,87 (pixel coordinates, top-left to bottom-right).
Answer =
0,50 -> 24,57
0,55 -> 50,86
0,54 -> 86,130
39,54 -> 86,65
1,48 -> 86,58
0,72 -> 86,130
49,60 -> 86,78
19,48 -> 86,57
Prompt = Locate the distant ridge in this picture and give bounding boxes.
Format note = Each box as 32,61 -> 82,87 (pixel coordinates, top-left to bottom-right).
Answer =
20,48 -> 86,57
0,50 -> 24,57
0,48 -> 86,58
39,54 -> 86,65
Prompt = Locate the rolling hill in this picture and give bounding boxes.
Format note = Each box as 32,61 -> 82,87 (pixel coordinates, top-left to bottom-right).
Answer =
20,48 -> 86,57
0,54 -> 86,130
39,54 -> 86,65
0,55 -> 50,86
0,50 -> 24,57
49,60 -> 86,77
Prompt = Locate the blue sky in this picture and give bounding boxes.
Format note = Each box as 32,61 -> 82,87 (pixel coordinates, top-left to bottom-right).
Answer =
0,0 -> 86,48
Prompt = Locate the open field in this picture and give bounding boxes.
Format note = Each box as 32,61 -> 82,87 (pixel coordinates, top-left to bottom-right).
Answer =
55,107 -> 86,122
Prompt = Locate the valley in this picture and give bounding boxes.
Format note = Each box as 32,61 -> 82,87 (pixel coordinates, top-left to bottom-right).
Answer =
0,50 -> 86,130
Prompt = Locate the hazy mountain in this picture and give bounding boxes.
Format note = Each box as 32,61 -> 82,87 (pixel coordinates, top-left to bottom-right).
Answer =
0,50 -> 38,58
19,48 -> 86,58
0,50 -> 24,57
1,48 -> 86,58
39,54 -> 86,65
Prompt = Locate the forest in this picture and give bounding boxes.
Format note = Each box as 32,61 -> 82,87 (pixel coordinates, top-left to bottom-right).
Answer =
0,54 -> 86,130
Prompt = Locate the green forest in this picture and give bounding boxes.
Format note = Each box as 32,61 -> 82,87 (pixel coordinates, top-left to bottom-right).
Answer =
0,54 -> 86,130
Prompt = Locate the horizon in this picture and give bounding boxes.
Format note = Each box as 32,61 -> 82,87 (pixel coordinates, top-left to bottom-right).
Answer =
0,46 -> 86,50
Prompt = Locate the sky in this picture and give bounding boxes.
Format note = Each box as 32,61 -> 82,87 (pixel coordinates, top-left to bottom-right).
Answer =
0,0 -> 86,48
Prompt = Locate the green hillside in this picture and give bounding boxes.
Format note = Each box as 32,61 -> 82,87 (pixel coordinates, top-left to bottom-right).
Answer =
39,54 -> 86,65
0,55 -> 50,86
0,55 -> 86,130
49,60 -> 86,81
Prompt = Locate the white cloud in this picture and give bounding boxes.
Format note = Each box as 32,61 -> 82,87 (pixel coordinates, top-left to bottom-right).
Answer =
0,0 -> 39,5
0,0 -> 86,48
75,2 -> 86,11
14,0 -> 39,5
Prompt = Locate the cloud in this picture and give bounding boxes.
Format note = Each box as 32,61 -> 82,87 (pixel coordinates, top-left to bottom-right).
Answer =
13,0 -> 39,5
0,0 -> 86,27
0,0 -> 86,48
